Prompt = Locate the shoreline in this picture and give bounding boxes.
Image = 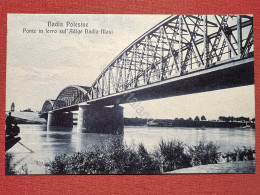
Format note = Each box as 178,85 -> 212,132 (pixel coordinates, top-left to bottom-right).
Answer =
166,160 -> 255,174
13,117 -> 45,124
6,112 -> 254,129
14,119 -> 255,129
124,118 -> 255,129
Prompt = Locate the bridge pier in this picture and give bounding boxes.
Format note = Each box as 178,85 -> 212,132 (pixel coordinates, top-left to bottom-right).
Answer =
47,111 -> 73,127
77,103 -> 124,134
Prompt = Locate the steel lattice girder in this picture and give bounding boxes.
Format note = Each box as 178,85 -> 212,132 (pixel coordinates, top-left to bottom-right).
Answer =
88,15 -> 253,101
41,99 -> 55,114
51,85 -> 90,111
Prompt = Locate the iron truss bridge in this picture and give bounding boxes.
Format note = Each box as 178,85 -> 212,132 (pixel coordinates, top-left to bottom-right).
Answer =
41,85 -> 90,115
41,15 -> 254,115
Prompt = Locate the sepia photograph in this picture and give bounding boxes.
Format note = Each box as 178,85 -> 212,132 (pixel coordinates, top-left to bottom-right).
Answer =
5,14 -> 255,175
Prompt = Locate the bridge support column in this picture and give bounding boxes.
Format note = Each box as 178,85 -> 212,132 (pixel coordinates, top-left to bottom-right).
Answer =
77,103 -> 124,134
47,111 -> 73,127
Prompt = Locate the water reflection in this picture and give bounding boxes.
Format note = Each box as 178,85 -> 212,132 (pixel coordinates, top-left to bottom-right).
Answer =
47,126 -> 73,132
75,133 -> 123,152
124,126 -> 255,153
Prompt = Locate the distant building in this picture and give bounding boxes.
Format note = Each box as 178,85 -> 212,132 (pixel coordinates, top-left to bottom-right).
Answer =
11,102 -> 15,112
20,108 -> 33,112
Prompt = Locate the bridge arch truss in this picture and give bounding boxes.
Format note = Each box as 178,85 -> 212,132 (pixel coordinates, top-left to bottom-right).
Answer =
52,85 -> 90,110
88,15 -> 253,100
41,99 -> 55,114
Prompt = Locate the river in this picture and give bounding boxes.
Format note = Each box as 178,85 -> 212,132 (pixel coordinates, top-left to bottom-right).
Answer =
6,124 -> 255,174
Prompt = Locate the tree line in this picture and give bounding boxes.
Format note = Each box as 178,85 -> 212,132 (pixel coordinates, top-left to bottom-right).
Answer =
174,115 -> 207,121
218,116 -> 255,122
173,115 -> 255,122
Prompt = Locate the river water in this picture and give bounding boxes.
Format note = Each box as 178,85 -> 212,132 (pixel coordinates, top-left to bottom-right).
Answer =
6,124 -> 255,174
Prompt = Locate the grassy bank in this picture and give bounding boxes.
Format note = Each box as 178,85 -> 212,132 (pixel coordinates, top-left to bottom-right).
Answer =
42,140 -> 255,174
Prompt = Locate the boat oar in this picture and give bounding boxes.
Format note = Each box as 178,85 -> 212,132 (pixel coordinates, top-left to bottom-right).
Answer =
18,142 -> 34,153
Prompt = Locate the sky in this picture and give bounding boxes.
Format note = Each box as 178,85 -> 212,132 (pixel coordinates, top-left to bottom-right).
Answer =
6,14 -> 255,120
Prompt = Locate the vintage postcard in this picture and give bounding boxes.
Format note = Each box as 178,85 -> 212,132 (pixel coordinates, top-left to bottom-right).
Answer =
5,14 -> 255,175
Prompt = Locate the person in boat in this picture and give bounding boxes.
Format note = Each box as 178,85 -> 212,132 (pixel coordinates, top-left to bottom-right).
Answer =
6,112 -> 14,135
5,113 -> 22,152
11,122 -> 20,136
5,112 -> 19,136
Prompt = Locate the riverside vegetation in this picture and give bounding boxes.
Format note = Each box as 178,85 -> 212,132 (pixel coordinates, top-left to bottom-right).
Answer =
5,139 -> 255,175
5,154 -> 28,175
41,139 -> 255,174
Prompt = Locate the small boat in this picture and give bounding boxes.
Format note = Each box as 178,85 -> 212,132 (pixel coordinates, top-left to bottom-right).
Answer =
241,122 -> 252,129
5,126 -> 21,152
147,121 -> 159,126
242,125 -> 252,129
5,135 -> 21,152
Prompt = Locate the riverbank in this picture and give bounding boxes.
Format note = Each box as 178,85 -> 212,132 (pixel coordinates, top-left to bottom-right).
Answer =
167,160 -> 255,174
5,111 -> 45,124
124,118 -> 255,128
39,140 -> 255,174
6,112 -> 254,128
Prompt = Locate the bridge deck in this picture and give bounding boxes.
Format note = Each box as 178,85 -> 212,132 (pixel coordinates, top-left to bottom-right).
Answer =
87,56 -> 254,106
